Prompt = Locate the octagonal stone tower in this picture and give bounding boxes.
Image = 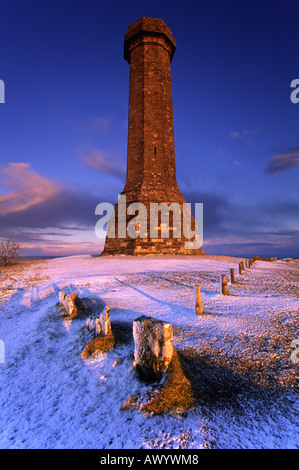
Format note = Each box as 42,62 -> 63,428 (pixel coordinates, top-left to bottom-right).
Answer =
102,17 -> 204,255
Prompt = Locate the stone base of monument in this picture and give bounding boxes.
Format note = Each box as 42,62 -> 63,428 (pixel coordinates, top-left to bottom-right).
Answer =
81,306 -> 115,358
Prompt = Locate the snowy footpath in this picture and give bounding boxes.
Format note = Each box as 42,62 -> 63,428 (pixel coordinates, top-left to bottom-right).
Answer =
0,254 -> 298,449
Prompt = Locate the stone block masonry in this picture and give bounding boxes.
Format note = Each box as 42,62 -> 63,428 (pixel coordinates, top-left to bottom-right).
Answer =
102,17 -> 204,256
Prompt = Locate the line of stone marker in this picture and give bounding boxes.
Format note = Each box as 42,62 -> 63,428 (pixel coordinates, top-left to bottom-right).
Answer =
195,257 -> 259,313
225,257 -> 254,295
221,274 -> 228,295
239,261 -> 244,274
233,257 -> 256,287
195,285 -> 204,314
194,285 -> 212,314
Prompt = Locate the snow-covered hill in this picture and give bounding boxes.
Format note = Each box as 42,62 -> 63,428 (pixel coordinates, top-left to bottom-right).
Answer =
0,255 -> 298,449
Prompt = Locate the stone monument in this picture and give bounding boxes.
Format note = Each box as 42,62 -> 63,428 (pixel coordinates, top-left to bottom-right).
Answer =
102,17 -> 204,255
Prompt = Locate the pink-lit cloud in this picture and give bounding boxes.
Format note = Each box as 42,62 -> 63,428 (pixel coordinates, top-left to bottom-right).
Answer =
0,162 -> 61,215
0,161 -> 111,256
265,148 -> 299,174
80,147 -> 126,180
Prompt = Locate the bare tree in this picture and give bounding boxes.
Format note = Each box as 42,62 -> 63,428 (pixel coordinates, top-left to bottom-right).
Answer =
0,239 -> 21,267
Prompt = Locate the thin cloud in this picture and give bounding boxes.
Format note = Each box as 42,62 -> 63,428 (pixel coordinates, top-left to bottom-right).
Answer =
0,162 -> 61,215
80,148 -> 126,181
265,148 -> 299,174
85,116 -> 112,133
243,128 -> 260,136
91,117 -> 112,132
230,128 -> 260,139
0,162 -> 115,233
77,116 -> 113,135
55,224 -> 93,231
251,229 -> 299,237
230,131 -> 241,139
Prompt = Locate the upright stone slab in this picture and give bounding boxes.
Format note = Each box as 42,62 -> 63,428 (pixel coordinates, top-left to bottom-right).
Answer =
86,306 -> 111,337
195,285 -> 203,314
59,291 -> 78,318
102,17 -> 204,256
221,274 -> 228,295
133,315 -> 173,382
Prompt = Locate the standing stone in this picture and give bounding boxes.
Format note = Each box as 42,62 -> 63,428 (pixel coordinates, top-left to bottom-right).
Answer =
86,306 -> 111,337
195,285 -> 203,314
59,290 -> 66,304
221,275 -> 228,295
102,17 -> 204,256
59,291 -> 78,318
81,306 -> 115,357
99,306 -> 112,336
133,315 -> 173,382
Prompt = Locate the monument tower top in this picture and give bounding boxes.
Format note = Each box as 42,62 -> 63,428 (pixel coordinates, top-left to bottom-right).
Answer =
124,16 -> 176,63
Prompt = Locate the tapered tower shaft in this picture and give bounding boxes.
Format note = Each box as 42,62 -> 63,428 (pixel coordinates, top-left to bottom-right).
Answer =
123,16 -> 178,199
102,17 -> 204,255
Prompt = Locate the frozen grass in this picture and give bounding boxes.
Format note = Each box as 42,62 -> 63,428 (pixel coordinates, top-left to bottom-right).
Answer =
139,349 -> 195,415
0,254 -> 298,449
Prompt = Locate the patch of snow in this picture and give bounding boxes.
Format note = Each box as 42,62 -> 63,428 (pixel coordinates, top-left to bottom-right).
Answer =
0,255 -> 298,448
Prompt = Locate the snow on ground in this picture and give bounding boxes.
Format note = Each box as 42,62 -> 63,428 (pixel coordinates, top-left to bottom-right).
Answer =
0,254 -> 298,449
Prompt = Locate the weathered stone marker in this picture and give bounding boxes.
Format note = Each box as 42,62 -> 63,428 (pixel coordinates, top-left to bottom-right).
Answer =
221,275 -> 228,295
239,262 -> 244,274
86,306 -> 111,337
195,285 -> 203,314
82,305 -> 115,357
133,315 -> 173,382
230,268 -> 235,284
59,291 -> 78,319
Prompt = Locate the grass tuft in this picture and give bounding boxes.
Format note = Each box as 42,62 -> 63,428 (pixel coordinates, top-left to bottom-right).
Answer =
139,349 -> 195,415
81,334 -> 115,358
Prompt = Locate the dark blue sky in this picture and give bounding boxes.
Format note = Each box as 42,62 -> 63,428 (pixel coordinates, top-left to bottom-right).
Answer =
0,0 -> 298,257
